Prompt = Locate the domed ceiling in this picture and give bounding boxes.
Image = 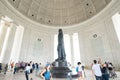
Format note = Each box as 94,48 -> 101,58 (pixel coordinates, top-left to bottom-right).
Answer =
7,0 -> 111,26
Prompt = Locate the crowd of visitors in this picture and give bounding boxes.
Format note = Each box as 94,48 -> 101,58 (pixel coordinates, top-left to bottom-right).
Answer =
0,59 -> 117,80
92,59 -> 117,80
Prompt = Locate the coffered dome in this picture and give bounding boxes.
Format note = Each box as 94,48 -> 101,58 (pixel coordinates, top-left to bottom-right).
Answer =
7,0 -> 111,26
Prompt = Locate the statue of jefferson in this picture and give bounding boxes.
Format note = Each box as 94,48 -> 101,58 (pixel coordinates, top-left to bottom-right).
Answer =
56,29 -> 66,61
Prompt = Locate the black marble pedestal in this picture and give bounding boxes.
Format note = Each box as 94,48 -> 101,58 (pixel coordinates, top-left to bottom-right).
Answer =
51,61 -> 71,78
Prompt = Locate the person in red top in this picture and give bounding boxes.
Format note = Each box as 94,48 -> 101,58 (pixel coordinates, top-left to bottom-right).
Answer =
10,62 -> 14,71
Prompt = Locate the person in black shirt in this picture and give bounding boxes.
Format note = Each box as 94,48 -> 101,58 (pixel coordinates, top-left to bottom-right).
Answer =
101,63 -> 109,80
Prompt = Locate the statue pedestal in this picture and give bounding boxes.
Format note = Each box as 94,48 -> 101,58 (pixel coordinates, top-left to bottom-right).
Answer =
52,60 -> 67,67
51,61 -> 71,78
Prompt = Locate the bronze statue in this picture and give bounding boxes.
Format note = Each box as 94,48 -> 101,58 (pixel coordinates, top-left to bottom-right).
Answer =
52,29 -> 71,78
56,29 -> 66,61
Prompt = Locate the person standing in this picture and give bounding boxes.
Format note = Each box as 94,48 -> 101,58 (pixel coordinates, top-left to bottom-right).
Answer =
13,63 -> 17,74
40,63 -> 52,80
25,64 -> 31,80
0,63 -> 2,73
10,62 -> 14,71
76,62 -> 84,80
35,63 -> 39,75
92,60 -> 102,80
101,63 -> 109,80
4,63 -> 8,74
82,63 -> 86,78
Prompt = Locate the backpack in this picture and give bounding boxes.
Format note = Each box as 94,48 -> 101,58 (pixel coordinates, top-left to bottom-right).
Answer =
76,67 -> 79,72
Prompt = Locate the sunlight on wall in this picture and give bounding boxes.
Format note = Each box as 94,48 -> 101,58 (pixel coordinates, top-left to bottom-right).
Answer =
112,12 -> 120,43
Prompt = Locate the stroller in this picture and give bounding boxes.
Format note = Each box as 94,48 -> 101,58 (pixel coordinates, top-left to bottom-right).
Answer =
108,67 -> 117,79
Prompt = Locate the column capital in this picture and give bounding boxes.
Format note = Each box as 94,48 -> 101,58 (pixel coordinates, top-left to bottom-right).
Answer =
4,21 -> 12,27
0,13 -> 4,19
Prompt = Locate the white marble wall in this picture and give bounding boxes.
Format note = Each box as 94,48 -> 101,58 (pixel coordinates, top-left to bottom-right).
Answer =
0,0 -> 120,70
19,27 -> 54,65
75,0 -> 120,70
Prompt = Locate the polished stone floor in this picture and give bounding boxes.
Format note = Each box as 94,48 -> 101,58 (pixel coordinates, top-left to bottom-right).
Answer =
0,70 -> 120,80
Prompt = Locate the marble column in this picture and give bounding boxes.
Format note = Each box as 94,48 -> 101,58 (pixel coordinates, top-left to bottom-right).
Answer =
1,23 -> 17,64
0,17 -> 8,54
0,20 -> 10,62
9,25 -> 24,63
69,33 -> 74,66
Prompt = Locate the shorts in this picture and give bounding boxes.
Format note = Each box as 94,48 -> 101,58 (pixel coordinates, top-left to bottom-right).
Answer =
78,71 -> 82,77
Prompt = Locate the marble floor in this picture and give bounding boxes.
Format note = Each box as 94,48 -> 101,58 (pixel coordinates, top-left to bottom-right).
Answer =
0,70 -> 120,80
